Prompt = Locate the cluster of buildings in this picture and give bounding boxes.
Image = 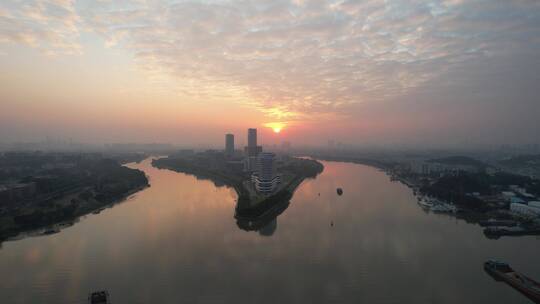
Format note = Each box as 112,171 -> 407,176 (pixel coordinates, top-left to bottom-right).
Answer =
407,161 -> 483,177
224,128 -> 281,195
503,186 -> 540,218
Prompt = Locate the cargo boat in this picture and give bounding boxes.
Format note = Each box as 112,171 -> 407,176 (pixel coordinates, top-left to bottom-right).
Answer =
484,226 -> 540,238
484,260 -> 540,303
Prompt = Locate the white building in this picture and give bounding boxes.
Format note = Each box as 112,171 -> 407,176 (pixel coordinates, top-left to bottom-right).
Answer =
251,152 -> 281,195
528,201 -> 540,209
510,203 -> 540,217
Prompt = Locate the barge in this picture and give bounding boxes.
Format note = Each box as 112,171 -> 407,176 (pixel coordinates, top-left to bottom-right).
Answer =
484,260 -> 540,303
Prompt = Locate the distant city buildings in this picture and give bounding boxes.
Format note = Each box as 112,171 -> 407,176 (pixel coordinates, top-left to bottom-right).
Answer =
281,141 -> 291,153
225,134 -> 234,157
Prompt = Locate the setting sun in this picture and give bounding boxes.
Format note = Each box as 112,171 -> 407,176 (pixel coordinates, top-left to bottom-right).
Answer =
264,122 -> 286,134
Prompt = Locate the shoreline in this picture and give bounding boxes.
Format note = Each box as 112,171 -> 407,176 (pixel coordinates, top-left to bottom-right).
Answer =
0,172 -> 149,244
0,183 -> 149,243
152,156 -> 323,220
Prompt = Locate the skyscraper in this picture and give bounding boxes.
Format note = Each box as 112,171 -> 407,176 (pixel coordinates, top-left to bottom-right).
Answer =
245,128 -> 262,158
225,133 -> 234,156
248,128 -> 257,148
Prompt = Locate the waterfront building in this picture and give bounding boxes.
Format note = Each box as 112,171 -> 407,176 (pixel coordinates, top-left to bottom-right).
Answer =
528,201 -> 540,209
510,197 -> 526,204
510,203 -> 540,218
251,152 -> 281,195
225,134 -> 234,156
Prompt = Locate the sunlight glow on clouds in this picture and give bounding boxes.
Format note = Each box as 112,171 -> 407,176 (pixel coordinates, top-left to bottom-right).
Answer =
1,0 -> 540,145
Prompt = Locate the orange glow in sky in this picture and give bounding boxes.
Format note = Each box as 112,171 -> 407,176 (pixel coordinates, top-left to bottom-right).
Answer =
264,122 -> 286,134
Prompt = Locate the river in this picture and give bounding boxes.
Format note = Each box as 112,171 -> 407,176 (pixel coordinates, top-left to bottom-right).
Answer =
0,157 -> 539,303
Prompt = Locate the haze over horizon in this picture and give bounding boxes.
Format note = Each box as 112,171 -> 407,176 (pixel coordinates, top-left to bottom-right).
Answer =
1,0 -> 539,148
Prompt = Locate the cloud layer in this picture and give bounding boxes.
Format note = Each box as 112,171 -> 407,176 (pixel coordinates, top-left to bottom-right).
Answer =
2,0 -> 540,123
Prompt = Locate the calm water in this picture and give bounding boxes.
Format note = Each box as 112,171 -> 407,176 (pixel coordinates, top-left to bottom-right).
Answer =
1,158 -> 539,303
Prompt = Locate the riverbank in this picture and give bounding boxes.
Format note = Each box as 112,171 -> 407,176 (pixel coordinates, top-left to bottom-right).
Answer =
304,154 -> 540,238
308,154 -> 397,170
0,158 -> 149,243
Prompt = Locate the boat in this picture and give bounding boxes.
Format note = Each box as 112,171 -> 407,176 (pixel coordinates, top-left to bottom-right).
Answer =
417,199 -> 433,209
484,226 -> 526,236
484,226 -> 540,238
88,290 -> 110,304
337,188 -> 343,196
431,203 -> 457,213
479,219 -> 517,227
430,204 -> 451,213
484,260 -> 540,303
42,228 -> 59,235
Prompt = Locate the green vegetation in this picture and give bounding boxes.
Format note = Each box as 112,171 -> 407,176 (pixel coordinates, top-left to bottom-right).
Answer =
0,153 -> 149,242
499,154 -> 540,166
420,171 -> 539,210
427,156 -> 487,168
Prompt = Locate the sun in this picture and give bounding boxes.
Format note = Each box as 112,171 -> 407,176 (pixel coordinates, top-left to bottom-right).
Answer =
264,122 -> 286,134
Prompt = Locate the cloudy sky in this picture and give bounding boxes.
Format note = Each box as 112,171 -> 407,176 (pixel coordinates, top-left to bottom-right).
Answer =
1,0 -> 539,147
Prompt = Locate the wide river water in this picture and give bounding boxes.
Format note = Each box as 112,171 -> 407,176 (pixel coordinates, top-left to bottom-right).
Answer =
1,158 -> 539,303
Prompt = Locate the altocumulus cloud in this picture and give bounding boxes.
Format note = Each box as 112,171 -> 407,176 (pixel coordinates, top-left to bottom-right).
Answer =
1,0 -> 540,121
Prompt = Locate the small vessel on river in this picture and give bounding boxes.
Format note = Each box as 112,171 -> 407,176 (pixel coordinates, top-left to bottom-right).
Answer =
484,260 -> 540,303
88,290 -> 110,304
337,188 -> 343,196
479,219 -> 517,227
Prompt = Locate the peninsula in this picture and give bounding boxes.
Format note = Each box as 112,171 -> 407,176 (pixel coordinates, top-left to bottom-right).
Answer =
152,149 -> 323,219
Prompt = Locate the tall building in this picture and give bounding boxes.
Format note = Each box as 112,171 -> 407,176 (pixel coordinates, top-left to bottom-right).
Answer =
248,128 -> 257,148
225,134 -> 234,156
245,128 -> 262,157
244,128 -> 262,171
251,152 -> 281,194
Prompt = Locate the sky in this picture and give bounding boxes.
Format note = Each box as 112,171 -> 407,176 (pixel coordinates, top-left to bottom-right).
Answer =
0,0 -> 539,148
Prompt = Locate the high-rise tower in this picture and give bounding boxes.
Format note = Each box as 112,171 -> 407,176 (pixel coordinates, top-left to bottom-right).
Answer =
248,128 -> 257,148
245,128 -> 262,157
225,134 -> 234,156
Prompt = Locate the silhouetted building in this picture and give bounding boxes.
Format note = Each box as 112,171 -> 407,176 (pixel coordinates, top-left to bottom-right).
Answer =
245,128 -> 262,157
225,133 -> 234,156
248,128 -> 257,148
244,128 -> 263,171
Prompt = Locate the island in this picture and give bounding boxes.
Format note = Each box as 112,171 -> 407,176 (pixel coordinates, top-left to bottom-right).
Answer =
152,150 -> 323,221
0,152 -> 149,242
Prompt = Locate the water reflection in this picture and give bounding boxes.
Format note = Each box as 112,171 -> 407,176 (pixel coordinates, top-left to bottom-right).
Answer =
236,199 -> 290,235
0,158 -> 539,304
